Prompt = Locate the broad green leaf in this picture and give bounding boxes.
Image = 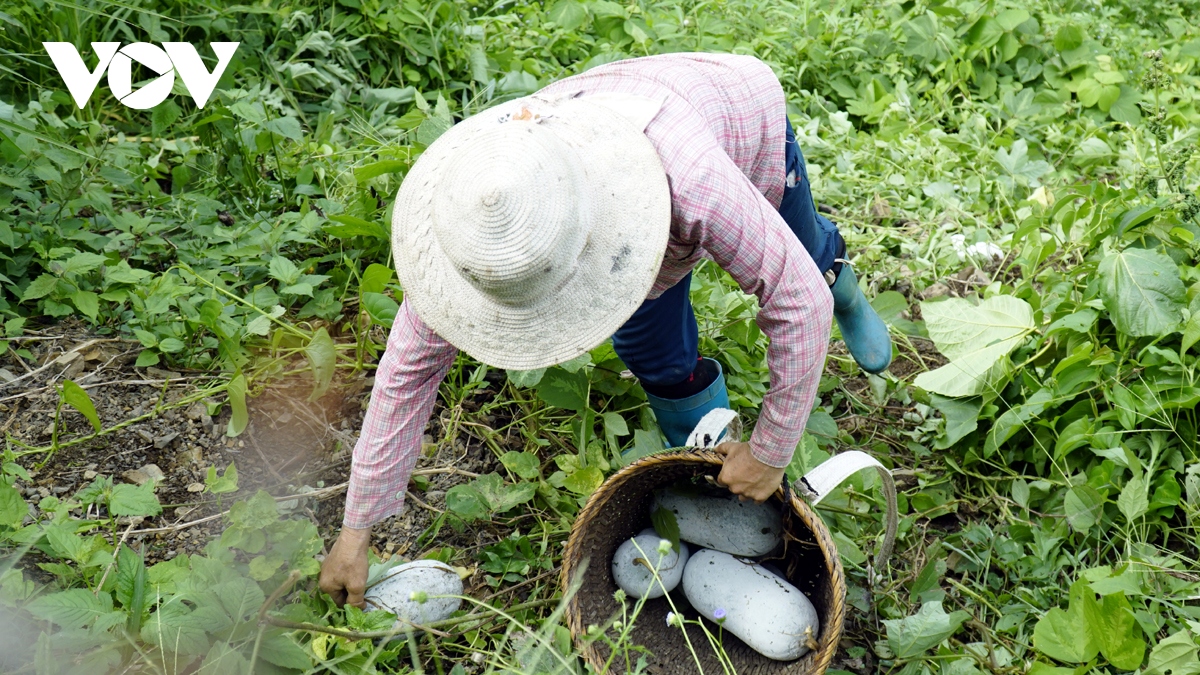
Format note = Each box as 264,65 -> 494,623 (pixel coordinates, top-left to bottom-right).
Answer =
61,380 -> 101,433
226,374 -> 249,437
507,368 -> 546,388
158,337 -> 185,353
305,327 -> 336,400
1143,630 -> 1200,675
1181,312 -> 1200,355
884,601 -> 970,658
930,395 -> 981,449
1029,663 -> 1075,675
995,8 -> 1030,30
362,292 -> 399,328
548,0 -> 588,30
650,506 -> 680,553
914,295 -> 1034,397
1064,485 -> 1104,532
27,589 -> 114,628
324,215 -> 389,240
268,257 -> 301,285
1034,607 -> 1092,663
563,466 -> 604,495
143,602 -> 210,656
22,273 -> 59,300
110,482 -> 162,517
258,630 -> 313,670
1086,593 -> 1146,670
536,367 -> 589,411
1118,476 -> 1149,522
354,159 -> 409,183
360,263 -> 394,295
0,482 -> 28,527
71,290 -> 99,320
1098,248 -> 1185,337
445,485 -> 489,521
60,252 -> 107,275
500,451 -> 541,480
1054,24 -> 1085,51
264,115 -> 303,141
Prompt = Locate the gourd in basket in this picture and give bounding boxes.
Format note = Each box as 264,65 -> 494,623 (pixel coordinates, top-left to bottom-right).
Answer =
561,410 -> 897,675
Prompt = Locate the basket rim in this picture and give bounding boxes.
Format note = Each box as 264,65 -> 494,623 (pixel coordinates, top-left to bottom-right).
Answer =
560,449 -> 847,674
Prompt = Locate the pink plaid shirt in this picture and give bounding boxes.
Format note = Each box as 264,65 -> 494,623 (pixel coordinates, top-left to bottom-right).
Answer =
344,53 -> 833,529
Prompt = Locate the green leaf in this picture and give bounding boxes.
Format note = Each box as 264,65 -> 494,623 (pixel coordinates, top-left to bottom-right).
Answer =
536,368 -> 589,411
995,8 -> 1030,30
71,290 -> 99,320
563,466 -> 604,495
22,273 -> 59,300
27,589 -> 114,628
354,159 -> 409,183
60,252 -> 107,275
1118,475 -> 1149,522
205,462 -> 239,495
362,292 -> 399,328
445,485 -> 489,521
884,601 -> 970,658
158,337 -> 185,353
268,257 -> 301,285
258,630 -> 313,670
135,349 -> 160,368
1087,593 -> 1146,670
360,263 -> 394,295
500,452 -> 540,480
226,374 -> 249,437
507,368 -> 546,388
305,327 -> 336,401
1098,249 -> 1186,337
650,506 -> 680,553
1109,85 -> 1143,123
1181,313 -> 1200,355
143,602 -> 210,656
1064,485 -> 1105,532
1033,581 -> 1101,663
0,482 -> 28,527
548,0 -> 588,30
1054,24 -> 1085,51
914,296 -> 1035,396
1144,630 -> 1200,675
110,482 -> 162,517
930,395 -> 981,449
61,380 -> 101,433
324,215 -> 389,240
151,98 -> 181,137
264,116 -> 304,141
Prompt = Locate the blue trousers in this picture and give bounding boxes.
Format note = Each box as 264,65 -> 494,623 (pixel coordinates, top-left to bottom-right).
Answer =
611,119 -> 844,388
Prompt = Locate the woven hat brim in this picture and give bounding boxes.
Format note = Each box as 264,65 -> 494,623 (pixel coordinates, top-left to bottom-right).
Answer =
392,98 -> 671,370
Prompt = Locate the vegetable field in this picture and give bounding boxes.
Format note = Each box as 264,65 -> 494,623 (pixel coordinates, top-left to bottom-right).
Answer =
1,0 -> 1200,673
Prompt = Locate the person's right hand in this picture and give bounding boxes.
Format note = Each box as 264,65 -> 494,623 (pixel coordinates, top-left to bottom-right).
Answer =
319,526 -> 371,608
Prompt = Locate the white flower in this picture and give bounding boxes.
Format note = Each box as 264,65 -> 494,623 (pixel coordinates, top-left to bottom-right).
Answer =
657,539 -> 672,555
666,612 -> 677,627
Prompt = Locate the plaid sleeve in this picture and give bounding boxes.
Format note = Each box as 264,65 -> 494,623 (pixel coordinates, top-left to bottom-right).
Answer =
675,148 -> 834,468
343,301 -> 457,529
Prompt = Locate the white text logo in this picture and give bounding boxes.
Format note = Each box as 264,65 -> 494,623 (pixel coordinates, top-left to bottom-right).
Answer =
43,42 -> 239,110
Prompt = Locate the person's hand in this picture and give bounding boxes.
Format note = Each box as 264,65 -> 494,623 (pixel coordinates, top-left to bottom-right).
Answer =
319,526 -> 371,608
715,441 -> 786,502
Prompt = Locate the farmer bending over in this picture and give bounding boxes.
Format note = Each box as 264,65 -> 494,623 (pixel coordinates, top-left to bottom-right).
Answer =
319,53 -> 892,607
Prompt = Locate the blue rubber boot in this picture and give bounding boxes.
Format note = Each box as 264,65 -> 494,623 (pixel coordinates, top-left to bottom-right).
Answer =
830,265 -> 893,374
645,358 -> 730,448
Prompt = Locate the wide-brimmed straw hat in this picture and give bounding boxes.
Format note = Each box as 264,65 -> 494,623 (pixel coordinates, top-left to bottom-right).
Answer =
391,92 -> 672,370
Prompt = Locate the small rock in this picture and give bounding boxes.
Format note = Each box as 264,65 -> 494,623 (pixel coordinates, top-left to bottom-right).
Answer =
182,447 -> 203,464
920,282 -> 951,300
0,368 -> 17,383
186,483 -> 205,492
83,470 -> 97,480
154,432 -> 180,449
123,464 -> 164,486
146,367 -> 182,380
136,429 -> 154,444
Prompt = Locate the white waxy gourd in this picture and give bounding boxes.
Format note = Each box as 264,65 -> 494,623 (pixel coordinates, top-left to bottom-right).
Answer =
611,529 -> 690,599
682,549 -> 819,661
364,560 -> 463,626
652,488 -> 782,557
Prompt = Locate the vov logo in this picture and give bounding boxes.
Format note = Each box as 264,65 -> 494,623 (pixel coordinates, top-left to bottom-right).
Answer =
43,42 -> 239,110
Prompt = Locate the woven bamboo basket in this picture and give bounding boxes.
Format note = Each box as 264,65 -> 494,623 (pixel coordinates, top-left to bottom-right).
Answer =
561,449 -> 845,675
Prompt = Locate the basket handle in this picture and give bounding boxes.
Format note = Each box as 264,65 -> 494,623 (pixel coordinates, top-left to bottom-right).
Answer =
793,451 -> 897,579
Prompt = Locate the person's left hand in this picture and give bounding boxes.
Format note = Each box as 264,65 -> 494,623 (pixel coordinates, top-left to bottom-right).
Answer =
714,441 -> 786,502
